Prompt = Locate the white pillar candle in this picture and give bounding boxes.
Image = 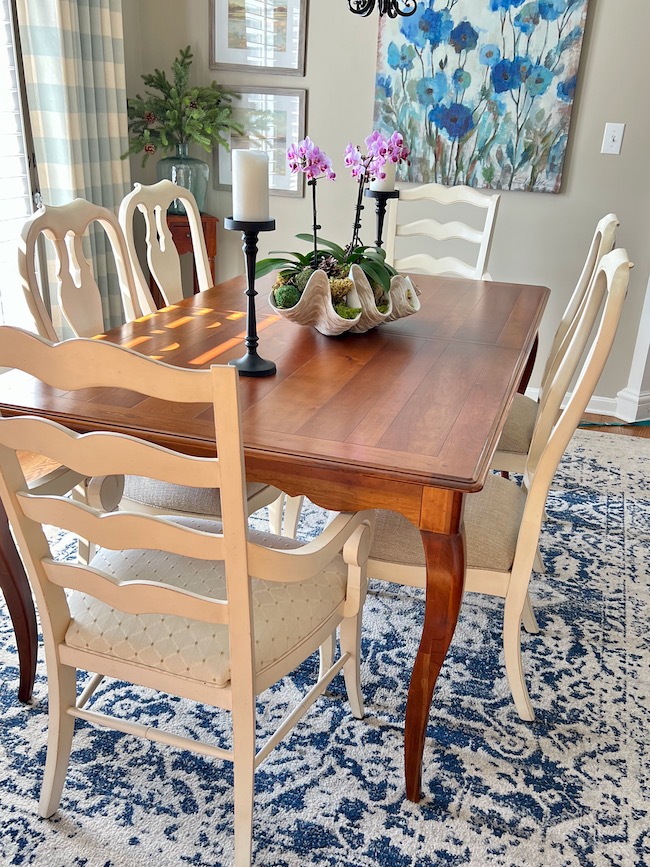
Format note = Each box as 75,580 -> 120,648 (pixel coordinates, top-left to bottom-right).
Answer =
370,161 -> 397,192
231,149 -> 270,222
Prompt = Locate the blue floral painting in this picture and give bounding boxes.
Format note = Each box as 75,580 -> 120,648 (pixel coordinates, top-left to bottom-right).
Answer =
373,0 -> 590,192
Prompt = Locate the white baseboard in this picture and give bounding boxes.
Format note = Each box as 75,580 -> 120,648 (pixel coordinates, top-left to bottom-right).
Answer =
525,387 -> 642,420
616,387 -> 650,422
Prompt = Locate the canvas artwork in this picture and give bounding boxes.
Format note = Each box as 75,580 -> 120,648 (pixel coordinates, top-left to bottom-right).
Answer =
374,0 -> 590,193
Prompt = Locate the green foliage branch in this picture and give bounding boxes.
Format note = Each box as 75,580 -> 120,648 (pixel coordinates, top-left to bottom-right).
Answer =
121,46 -> 244,166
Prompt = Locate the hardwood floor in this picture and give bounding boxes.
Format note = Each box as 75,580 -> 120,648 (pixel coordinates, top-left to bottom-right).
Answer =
579,412 -> 650,439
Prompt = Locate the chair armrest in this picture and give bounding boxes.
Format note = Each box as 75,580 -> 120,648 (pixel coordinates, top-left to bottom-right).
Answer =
247,510 -> 375,584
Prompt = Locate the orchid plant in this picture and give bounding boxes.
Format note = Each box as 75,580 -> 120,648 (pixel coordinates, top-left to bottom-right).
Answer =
344,130 -> 410,251
287,137 -> 335,269
256,131 -> 410,318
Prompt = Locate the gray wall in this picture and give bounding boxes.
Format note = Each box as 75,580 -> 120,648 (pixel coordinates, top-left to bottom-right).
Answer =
123,0 -> 650,405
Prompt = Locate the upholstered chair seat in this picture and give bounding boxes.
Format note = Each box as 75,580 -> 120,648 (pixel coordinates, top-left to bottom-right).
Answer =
66,518 -> 349,688
370,474 -> 525,575
495,394 -> 539,458
120,476 -> 273,520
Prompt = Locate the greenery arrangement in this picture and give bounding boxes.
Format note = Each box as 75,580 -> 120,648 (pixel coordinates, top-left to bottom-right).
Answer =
257,236 -> 397,320
256,132 -> 409,319
121,46 -> 244,165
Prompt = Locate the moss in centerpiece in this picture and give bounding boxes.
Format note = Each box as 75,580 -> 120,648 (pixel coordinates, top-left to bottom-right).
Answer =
334,303 -> 362,319
273,283 -> 301,309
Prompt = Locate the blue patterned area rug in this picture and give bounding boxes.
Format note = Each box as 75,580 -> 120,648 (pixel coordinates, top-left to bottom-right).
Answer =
1,430 -> 648,867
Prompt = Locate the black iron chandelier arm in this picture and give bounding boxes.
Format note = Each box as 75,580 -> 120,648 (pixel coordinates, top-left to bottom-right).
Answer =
348,0 -> 418,18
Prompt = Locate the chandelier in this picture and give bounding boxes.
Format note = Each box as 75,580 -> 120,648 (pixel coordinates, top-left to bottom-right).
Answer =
347,0 -> 418,17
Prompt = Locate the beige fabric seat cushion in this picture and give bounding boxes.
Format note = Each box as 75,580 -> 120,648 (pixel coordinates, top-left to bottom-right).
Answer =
121,476 -> 269,516
496,392 -> 538,455
369,474 -> 526,573
65,518 -> 348,688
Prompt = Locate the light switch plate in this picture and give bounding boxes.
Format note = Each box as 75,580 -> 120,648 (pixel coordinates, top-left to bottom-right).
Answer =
601,122 -> 625,155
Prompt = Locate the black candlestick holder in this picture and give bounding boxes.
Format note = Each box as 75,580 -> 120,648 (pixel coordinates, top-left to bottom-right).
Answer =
364,188 -> 400,248
224,217 -> 276,377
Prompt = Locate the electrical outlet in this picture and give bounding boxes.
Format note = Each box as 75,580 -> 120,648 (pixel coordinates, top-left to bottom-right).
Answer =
601,122 -> 625,155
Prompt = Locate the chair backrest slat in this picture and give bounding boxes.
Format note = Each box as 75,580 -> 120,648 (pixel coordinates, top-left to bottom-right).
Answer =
385,182 -> 500,280
18,493 -> 226,560
0,416 -> 220,489
42,560 -> 229,624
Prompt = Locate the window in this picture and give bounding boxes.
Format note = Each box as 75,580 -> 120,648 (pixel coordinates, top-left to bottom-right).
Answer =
0,0 -> 38,327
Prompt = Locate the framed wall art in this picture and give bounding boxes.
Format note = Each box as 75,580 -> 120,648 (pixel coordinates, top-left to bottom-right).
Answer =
373,0 -> 590,193
214,86 -> 306,198
210,0 -> 308,75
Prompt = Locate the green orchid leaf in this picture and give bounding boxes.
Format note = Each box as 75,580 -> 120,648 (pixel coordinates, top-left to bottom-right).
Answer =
295,234 -> 346,260
359,259 -> 391,293
255,258 -> 293,278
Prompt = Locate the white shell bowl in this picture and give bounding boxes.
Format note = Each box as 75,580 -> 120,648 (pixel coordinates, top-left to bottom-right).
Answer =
268,263 -> 420,337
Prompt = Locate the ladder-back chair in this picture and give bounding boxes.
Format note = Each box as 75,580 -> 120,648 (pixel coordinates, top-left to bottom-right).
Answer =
0,327 -> 374,866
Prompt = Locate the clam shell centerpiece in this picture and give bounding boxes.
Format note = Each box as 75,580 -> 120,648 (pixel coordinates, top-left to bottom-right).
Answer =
269,263 -> 420,336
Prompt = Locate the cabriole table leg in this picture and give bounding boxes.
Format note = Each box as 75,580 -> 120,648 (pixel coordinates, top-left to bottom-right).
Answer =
404,525 -> 466,801
0,501 -> 37,702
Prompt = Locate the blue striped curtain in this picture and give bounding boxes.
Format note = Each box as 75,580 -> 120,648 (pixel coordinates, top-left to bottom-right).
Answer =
16,0 -> 130,330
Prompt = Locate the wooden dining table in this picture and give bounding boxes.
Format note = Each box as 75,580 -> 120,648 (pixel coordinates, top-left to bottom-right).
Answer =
0,270 -> 548,802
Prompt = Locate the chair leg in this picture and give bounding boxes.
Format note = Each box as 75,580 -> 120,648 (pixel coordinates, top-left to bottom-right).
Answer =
339,569 -> 367,721
267,495 -> 284,536
232,701 -> 256,867
72,484 -> 92,565
503,599 -> 535,722
282,496 -> 304,538
0,503 -> 37,703
318,632 -> 336,680
39,663 -> 77,818
521,592 -> 540,634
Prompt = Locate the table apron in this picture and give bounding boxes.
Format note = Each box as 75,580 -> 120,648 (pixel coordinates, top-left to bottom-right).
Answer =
245,458 -> 465,533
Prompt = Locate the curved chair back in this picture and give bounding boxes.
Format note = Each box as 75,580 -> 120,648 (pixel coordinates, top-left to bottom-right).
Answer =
384,182 -> 500,280
119,180 -> 212,308
526,247 -> 632,486
539,213 -> 619,395
18,199 -> 144,340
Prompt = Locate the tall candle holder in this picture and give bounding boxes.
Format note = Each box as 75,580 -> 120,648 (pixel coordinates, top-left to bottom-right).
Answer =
224,217 -> 277,377
364,188 -> 400,248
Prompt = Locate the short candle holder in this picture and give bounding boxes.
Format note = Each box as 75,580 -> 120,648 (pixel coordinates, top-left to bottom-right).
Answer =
364,188 -> 400,249
224,216 -> 277,377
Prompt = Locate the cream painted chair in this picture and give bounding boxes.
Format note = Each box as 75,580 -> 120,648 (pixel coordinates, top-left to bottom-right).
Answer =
0,326 -> 374,867
493,213 -> 619,474
18,198 -> 146,340
117,181 -> 302,535
118,179 -> 211,309
384,182 -> 500,279
366,248 -> 632,721
17,198 -> 287,530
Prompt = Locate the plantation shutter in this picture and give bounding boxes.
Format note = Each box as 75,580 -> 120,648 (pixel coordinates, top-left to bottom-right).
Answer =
0,0 -> 37,327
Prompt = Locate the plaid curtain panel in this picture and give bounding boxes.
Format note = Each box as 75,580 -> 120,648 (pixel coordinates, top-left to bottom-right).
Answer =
16,0 -> 131,330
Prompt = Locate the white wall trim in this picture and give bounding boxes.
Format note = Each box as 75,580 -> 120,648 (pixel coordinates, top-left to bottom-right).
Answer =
525,388 -> 630,418
616,386 -> 650,422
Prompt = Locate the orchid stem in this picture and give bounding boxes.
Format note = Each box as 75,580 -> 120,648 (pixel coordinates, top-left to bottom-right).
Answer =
347,174 -> 367,255
309,178 -> 320,269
